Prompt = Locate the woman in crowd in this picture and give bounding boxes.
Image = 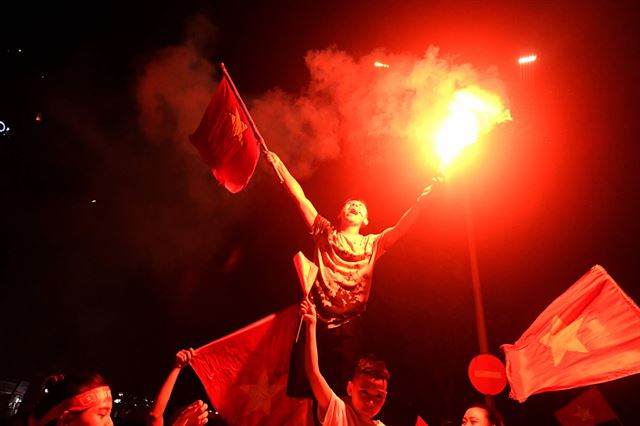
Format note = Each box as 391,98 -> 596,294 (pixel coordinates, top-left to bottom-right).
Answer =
461,403 -> 505,426
29,372 -> 113,426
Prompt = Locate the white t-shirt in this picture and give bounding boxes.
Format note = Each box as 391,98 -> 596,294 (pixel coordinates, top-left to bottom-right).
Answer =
310,215 -> 387,328
319,391 -> 385,426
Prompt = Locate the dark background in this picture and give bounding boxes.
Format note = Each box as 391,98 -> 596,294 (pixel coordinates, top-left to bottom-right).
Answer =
2,1 -> 639,424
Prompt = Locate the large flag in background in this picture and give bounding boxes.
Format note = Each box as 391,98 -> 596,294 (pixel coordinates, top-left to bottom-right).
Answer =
190,305 -> 313,425
502,265 -> 640,402
554,387 -> 618,426
189,74 -> 260,193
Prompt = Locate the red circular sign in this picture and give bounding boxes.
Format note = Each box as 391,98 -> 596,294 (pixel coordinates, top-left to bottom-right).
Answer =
468,354 -> 507,395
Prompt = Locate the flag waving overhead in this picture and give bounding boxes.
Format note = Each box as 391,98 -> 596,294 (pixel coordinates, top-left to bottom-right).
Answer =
190,305 -> 312,425
189,70 -> 261,193
502,265 -> 640,402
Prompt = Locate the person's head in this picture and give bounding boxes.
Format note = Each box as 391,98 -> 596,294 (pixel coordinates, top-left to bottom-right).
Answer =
346,355 -> 389,420
337,198 -> 369,230
461,403 -> 504,426
31,373 -> 112,426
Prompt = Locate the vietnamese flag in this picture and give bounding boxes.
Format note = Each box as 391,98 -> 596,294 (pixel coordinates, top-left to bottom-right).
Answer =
189,73 -> 260,193
554,387 -> 618,426
415,415 -> 429,426
190,305 -> 313,425
502,265 -> 640,402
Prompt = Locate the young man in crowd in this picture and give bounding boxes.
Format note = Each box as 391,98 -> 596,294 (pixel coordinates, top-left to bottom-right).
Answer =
301,298 -> 389,425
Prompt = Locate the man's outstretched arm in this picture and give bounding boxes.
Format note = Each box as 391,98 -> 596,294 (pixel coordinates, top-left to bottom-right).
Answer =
301,299 -> 333,420
380,175 -> 443,251
266,151 -> 318,229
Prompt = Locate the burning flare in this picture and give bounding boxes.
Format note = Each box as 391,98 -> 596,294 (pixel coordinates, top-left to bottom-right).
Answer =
435,86 -> 511,169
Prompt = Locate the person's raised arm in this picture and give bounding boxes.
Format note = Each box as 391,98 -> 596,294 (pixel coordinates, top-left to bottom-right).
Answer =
265,151 -> 318,229
148,348 -> 195,426
301,299 -> 332,419
380,175 -> 443,251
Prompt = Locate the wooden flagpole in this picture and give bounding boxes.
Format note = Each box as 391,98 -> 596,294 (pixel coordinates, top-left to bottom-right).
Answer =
220,63 -> 283,182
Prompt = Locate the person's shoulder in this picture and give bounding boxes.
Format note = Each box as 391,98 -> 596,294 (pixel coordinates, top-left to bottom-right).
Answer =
313,213 -> 333,228
320,391 -> 347,424
363,231 -> 384,243
313,214 -> 333,234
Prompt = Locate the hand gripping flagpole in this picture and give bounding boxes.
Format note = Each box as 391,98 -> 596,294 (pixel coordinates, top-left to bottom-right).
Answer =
219,63 -> 284,183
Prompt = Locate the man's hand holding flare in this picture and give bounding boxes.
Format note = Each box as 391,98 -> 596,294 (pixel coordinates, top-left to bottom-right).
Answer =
417,173 -> 444,203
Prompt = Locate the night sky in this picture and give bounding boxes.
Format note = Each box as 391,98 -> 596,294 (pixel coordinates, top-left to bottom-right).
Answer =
2,1 -> 640,425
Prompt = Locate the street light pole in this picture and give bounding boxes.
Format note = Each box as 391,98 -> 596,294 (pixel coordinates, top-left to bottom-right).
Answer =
464,187 -> 495,408
464,189 -> 489,354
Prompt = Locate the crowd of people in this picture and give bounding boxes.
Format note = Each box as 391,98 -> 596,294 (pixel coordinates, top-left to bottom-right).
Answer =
18,351 -> 504,426
14,151 -> 505,425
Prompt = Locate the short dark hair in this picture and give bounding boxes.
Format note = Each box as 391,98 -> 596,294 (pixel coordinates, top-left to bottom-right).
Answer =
353,355 -> 390,382
33,372 -> 109,420
343,197 -> 367,206
466,403 -> 505,426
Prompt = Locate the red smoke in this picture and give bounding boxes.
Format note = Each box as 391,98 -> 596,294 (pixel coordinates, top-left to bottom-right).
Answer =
251,46 -> 510,178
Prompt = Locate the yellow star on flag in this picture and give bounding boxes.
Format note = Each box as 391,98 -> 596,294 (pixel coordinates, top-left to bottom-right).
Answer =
228,108 -> 248,145
540,315 -> 589,366
573,405 -> 594,422
238,371 -> 285,418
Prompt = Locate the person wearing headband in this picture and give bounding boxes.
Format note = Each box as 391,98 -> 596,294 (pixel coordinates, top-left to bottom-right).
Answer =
30,373 -> 113,426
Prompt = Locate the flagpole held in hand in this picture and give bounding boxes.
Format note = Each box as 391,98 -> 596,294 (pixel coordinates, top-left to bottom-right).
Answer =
295,313 -> 304,343
219,63 -> 284,183
293,252 -> 319,343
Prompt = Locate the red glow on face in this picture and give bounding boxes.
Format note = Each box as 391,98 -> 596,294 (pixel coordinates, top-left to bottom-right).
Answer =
348,375 -> 387,420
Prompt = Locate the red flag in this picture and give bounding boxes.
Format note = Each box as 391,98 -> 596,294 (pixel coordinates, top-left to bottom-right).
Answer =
554,387 -> 618,426
502,265 -> 640,402
415,415 -> 429,426
190,305 -> 312,425
189,74 -> 260,193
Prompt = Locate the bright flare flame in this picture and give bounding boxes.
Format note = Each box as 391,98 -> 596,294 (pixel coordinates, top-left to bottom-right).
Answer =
436,107 -> 478,167
518,54 -> 537,64
435,87 -> 511,169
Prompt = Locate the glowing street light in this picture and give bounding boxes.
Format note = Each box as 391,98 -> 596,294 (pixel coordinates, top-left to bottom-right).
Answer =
373,61 -> 390,68
518,54 -> 537,83
518,54 -> 537,64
